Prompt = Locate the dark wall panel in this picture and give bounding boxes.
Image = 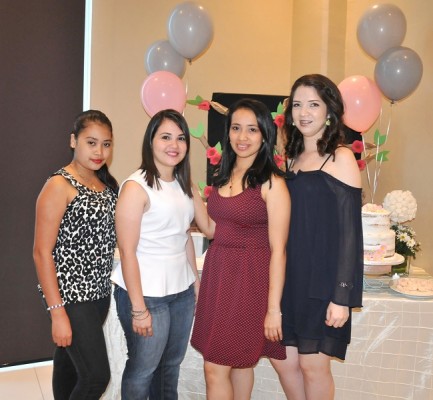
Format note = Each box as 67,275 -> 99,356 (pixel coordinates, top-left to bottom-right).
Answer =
0,0 -> 85,366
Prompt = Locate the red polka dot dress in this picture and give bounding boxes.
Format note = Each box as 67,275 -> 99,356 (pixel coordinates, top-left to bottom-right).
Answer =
191,185 -> 286,367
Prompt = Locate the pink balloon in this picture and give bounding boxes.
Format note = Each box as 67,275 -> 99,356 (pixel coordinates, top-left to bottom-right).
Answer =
338,75 -> 382,132
140,71 -> 186,117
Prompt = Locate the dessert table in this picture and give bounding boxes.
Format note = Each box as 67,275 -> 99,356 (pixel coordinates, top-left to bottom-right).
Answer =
102,265 -> 433,400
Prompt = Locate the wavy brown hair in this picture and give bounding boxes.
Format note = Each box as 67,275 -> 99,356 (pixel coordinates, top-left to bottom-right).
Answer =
284,74 -> 345,159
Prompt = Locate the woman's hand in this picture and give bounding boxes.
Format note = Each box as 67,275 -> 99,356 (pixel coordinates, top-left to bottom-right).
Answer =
132,312 -> 153,337
325,302 -> 349,328
264,311 -> 283,342
51,310 -> 72,347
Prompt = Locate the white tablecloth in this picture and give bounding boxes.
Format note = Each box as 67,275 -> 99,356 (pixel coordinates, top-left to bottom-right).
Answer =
102,267 -> 433,400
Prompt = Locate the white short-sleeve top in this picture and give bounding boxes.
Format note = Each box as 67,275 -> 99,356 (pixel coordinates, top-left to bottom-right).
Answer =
111,169 -> 196,296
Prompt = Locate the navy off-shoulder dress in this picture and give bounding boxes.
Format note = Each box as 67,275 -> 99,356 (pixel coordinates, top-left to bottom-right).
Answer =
281,166 -> 363,360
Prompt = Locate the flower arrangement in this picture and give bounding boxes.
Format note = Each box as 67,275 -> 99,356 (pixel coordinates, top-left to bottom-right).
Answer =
390,224 -> 421,259
382,190 -> 421,260
383,190 -> 417,223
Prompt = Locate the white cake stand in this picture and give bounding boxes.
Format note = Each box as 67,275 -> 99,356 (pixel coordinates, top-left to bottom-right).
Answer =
363,253 -> 405,291
364,253 -> 405,275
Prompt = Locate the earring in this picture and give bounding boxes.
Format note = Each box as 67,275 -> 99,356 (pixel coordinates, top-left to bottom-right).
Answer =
325,118 -> 331,126
291,121 -> 296,126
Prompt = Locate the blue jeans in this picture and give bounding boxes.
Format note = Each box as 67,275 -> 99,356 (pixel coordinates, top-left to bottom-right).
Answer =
52,296 -> 111,400
114,284 -> 195,400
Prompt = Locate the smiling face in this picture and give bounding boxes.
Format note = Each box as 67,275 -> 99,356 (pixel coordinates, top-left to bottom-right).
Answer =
70,122 -> 113,170
291,85 -> 328,141
152,118 -> 187,173
229,108 -> 263,162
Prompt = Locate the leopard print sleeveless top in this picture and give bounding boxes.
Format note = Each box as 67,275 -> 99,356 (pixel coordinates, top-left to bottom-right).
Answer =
50,168 -> 117,304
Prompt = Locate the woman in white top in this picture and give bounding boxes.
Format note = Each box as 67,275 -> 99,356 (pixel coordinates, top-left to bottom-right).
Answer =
111,109 -> 200,399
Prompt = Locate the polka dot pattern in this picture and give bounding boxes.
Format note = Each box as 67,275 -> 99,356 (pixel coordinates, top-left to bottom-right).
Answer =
191,186 -> 286,367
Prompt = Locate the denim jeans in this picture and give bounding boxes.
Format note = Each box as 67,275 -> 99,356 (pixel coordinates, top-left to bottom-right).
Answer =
114,284 -> 195,400
52,296 -> 111,400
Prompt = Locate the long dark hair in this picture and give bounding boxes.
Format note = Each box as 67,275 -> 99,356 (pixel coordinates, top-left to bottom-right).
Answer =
139,109 -> 192,197
72,109 -> 119,192
284,74 -> 345,159
213,98 -> 283,189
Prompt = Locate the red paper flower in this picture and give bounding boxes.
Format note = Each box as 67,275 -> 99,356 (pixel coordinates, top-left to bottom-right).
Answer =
351,140 -> 364,153
274,154 -> 285,168
198,101 -> 211,111
274,114 -> 284,128
357,159 -> 366,171
209,153 -> 221,166
206,147 -> 218,158
203,185 -> 213,198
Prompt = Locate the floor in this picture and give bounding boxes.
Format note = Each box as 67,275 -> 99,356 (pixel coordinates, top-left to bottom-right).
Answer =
0,362 -> 53,400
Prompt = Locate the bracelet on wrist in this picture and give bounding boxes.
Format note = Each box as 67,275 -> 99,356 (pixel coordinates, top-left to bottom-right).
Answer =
131,308 -> 148,317
267,309 -> 282,315
47,302 -> 65,311
132,312 -> 150,320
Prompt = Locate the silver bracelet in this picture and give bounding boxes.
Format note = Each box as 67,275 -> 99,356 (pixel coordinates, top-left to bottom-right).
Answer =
47,302 -> 65,311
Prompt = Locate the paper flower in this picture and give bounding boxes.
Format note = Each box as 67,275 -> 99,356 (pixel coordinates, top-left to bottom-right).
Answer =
206,146 -> 222,166
383,190 -> 417,223
198,100 -> 211,111
351,140 -> 364,153
203,185 -> 213,198
274,153 -> 285,168
274,114 -> 284,128
357,159 -> 366,171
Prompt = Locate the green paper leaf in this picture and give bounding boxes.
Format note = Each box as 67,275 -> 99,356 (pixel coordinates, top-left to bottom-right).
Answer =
376,150 -> 390,162
215,141 -> 222,154
276,102 -> 284,114
190,122 -> 205,138
186,95 -> 204,105
374,129 -> 386,146
198,181 -> 206,190
271,102 -> 284,119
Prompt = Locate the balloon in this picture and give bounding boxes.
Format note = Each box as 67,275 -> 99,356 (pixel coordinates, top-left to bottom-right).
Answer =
338,75 -> 382,132
167,2 -> 213,60
145,40 -> 186,78
374,46 -> 423,102
140,71 -> 187,117
357,4 -> 406,59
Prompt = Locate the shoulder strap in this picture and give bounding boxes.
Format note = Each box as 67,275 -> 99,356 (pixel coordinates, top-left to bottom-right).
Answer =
52,168 -> 84,192
287,158 -> 295,171
319,154 -> 333,170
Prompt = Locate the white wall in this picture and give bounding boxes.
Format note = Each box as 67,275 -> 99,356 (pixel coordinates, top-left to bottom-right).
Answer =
90,0 -> 432,273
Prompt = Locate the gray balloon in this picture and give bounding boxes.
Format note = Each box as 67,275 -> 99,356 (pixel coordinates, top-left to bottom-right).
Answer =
167,2 -> 213,61
374,46 -> 423,102
357,4 -> 406,59
145,40 -> 186,78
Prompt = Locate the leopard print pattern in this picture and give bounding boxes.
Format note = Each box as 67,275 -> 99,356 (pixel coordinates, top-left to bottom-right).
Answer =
50,168 -> 117,304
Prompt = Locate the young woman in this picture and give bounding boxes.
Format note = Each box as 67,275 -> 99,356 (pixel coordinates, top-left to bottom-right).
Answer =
190,98 -> 291,399
111,109 -> 200,399
272,74 -> 364,400
33,110 -> 118,399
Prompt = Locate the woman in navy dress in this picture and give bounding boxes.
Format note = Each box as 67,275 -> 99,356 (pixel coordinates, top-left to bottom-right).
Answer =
272,74 -> 363,400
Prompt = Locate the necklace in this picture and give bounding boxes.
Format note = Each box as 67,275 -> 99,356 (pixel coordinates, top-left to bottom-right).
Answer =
69,164 -> 98,190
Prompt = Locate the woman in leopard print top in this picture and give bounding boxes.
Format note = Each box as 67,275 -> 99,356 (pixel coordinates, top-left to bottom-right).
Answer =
33,110 -> 118,400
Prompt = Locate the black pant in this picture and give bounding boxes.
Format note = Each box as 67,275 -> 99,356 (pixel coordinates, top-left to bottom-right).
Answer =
52,296 -> 111,400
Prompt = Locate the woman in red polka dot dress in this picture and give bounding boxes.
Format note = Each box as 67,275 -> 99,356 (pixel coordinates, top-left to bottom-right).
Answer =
191,98 -> 291,399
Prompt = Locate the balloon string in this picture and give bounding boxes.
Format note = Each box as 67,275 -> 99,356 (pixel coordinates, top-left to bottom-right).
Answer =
371,108 -> 382,202
362,134 -> 373,202
372,103 -> 393,202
